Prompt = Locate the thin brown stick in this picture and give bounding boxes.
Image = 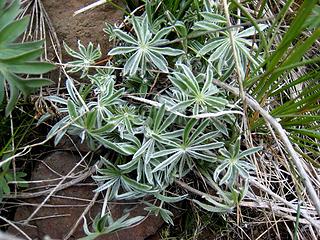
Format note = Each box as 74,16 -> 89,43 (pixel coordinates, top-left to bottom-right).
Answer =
175,180 -> 320,230
0,217 -> 31,240
3,163 -> 96,199
63,191 -> 100,240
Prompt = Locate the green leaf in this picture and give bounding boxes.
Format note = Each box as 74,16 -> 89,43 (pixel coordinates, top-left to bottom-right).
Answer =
0,177 -> 10,194
6,62 -> 55,74
154,192 -> 188,203
24,78 -> 53,88
5,84 -> 19,116
152,151 -> 182,172
183,118 -> 197,144
153,105 -> 166,131
108,46 -> 137,55
152,148 -> 180,158
159,208 -> 174,225
198,39 -> 225,56
0,73 -> 4,104
86,110 -> 98,130
178,64 -> 200,94
113,29 -> 137,45
0,40 -> 44,58
0,48 -> 43,61
122,175 -> 153,192
67,99 -> 78,120
237,24 -> 268,38
91,134 -> 135,156
188,119 -> 210,144
0,0 -> 21,30
267,0 -> 318,70
146,50 -> 169,73
149,27 -> 171,44
238,146 -> 262,159
124,51 -> 142,76
287,128 -> 320,140
0,16 -> 29,44
151,47 -> 184,56
193,199 -> 231,213
189,142 -> 223,151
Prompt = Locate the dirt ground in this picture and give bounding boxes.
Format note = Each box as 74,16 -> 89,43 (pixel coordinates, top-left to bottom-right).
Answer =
42,0 -> 124,59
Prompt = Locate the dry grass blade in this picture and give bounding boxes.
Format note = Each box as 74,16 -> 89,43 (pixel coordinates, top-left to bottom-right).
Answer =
175,180 -> 320,230
212,79 -> 320,217
22,152 -> 92,225
0,217 -> 31,240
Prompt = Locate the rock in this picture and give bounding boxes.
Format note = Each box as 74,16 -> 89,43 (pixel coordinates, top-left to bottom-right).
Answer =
7,151 -> 98,239
7,151 -> 163,240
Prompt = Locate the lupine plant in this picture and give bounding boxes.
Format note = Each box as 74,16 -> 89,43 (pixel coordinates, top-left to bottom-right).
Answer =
44,0 -> 272,237
0,0 -> 317,238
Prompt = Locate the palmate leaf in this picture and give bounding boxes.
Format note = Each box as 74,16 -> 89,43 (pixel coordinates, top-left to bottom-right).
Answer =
119,106 -> 180,185
108,16 -> 184,76
93,156 -> 154,200
144,201 -> 174,225
133,105 -> 178,161
213,138 -> 261,186
168,64 -> 228,114
0,0 -> 54,116
151,119 -> 223,175
64,41 -> 102,78
196,22 -> 268,78
109,105 -> 144,138
80,213 -> 144,240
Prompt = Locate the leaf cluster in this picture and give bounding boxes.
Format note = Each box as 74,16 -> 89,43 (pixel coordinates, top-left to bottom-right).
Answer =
42,0 -> 320,236
0,0 -> 54,116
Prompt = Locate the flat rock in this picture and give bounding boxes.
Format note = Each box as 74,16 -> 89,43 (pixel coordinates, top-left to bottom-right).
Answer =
7,151 -> 163,240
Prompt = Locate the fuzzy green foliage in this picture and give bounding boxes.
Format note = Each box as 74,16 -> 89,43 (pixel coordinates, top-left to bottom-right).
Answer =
109,16 -> 184,76
44,0 -> 320,237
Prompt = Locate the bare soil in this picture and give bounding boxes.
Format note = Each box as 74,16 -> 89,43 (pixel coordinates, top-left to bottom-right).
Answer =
42,0 -> 123,59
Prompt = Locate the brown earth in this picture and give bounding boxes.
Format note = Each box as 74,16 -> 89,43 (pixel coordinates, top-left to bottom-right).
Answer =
41,0 -> 124,84
42,0 -> 124,58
